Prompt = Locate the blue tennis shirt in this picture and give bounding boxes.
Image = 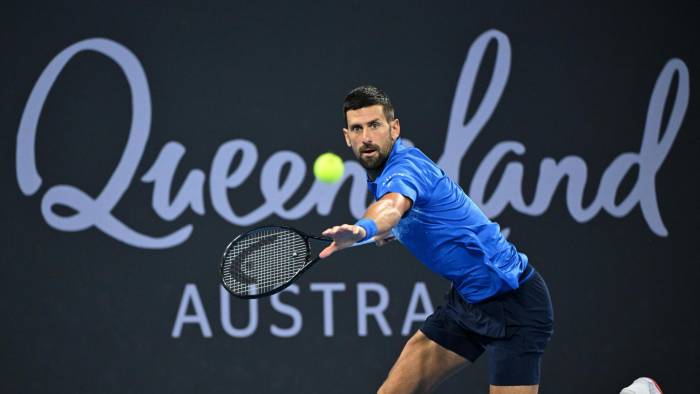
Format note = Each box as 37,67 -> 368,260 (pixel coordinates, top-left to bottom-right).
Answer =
368,138 -> 529,303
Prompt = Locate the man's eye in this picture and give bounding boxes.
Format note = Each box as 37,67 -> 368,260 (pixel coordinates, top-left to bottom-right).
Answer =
370,122 -> 380,128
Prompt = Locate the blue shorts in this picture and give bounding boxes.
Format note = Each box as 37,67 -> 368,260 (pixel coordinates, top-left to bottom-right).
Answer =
420,266 -> 554,386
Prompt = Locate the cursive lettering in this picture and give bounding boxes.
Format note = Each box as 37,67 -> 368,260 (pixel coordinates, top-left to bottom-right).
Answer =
15,31 -> 689,248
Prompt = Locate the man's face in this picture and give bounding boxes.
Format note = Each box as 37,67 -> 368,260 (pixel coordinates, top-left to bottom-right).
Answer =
343,105 -> 400,171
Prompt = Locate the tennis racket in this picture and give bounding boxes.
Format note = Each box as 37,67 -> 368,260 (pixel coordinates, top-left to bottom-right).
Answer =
220,225 -> 375,299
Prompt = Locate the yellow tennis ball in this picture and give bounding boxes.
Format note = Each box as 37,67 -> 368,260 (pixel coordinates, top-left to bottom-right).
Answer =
313,152 -> 344,183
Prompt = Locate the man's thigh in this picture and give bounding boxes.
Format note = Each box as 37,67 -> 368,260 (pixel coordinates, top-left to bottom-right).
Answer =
379,330 -> 469,394
490,385 -> 539,394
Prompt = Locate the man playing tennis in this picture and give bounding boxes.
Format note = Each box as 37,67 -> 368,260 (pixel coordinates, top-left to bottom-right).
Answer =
320,86 -> 554,394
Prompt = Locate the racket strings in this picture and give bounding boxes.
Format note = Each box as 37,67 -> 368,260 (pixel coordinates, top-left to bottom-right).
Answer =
222,228 -> 308,296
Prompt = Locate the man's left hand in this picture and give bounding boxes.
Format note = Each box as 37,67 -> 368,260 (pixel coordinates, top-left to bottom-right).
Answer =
319,224 -> 366,259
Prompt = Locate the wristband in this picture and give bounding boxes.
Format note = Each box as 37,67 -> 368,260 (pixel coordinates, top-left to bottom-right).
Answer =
354,218 -> 378,242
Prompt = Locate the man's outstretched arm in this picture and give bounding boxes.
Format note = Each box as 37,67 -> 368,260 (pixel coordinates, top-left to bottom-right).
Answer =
319,192 -> 412,259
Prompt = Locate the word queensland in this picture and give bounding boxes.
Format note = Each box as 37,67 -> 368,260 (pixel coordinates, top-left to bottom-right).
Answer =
16,30 -> 688,248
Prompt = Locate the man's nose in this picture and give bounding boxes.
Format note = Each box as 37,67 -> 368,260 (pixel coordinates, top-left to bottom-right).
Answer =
361,127 -> 372,143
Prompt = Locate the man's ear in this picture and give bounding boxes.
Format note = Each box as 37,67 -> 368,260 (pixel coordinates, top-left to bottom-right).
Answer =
342,128 -> 351,147
391,118 -> 401,141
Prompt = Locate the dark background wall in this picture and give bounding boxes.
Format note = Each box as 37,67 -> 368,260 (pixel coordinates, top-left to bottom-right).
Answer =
1,1 -> 698,393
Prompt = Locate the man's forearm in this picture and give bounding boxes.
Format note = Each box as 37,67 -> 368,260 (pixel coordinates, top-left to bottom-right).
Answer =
319,193 -> 409,257
355,192 -> 412,239
360,199 -> 403,235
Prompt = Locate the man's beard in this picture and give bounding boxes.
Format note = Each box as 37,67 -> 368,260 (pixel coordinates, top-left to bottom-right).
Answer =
358,152 -> 387,170
356,140 -> 393,171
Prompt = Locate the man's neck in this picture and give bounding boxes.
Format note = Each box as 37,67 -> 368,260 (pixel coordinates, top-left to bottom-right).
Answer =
367,167 -> 382,181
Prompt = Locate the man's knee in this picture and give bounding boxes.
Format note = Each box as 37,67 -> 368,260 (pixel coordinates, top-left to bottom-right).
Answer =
378,332 -> 434,393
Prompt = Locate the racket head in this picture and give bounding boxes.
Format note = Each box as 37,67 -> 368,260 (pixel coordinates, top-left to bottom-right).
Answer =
220,225 -> 322,299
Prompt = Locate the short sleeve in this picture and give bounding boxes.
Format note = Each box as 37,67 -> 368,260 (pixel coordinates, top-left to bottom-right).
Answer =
375,162 -> 431,205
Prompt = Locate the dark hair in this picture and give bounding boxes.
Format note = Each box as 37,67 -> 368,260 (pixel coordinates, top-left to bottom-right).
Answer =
343,85 -> 395,124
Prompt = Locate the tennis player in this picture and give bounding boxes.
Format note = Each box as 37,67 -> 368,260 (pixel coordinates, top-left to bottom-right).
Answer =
320,86 -> 554,394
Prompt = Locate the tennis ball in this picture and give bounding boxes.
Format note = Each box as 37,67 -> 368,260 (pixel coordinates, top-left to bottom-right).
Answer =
313,152 -> 345,183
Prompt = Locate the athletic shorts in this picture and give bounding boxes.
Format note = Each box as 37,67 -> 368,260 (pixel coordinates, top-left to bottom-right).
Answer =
420,265 -> 554,386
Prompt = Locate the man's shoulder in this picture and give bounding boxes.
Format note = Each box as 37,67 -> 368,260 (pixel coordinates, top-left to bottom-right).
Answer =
388,144 -> 440,176
374,146 -> 442,195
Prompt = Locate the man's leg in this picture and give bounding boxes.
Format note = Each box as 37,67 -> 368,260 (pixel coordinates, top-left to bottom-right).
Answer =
378,330 -> 468,394
487,271 -> 553,394
490,385 -> 539,394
